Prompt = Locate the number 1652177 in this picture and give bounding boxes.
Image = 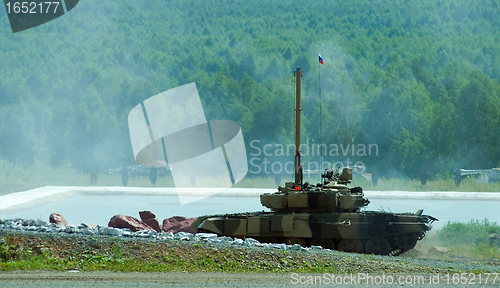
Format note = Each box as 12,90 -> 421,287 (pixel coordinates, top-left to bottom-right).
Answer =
5,2 -> 60,14
444,273 -> 498,285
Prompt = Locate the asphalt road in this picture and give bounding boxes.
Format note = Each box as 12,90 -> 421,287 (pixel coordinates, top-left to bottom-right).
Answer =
1,271 -> 500,287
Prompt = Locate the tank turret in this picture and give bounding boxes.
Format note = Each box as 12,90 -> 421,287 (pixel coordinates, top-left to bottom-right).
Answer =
261,168 -> 369,213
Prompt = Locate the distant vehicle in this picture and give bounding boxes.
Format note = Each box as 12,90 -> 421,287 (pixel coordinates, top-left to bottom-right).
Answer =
109,165 -> 171,177
454,168 -> 500,186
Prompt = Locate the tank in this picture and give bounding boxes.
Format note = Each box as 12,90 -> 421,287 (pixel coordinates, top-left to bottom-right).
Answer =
192,68 -> 437,255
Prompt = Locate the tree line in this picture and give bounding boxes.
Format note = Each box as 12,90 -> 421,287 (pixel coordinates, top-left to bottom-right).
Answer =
0,0 -> 499,181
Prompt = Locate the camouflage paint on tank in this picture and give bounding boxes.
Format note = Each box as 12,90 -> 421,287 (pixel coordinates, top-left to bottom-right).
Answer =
198,212 -> 429,256
194,169 -> 436,255
197,211 -> 432,240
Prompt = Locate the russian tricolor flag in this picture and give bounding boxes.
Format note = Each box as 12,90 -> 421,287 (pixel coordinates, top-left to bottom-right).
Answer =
319,53 -> 324,65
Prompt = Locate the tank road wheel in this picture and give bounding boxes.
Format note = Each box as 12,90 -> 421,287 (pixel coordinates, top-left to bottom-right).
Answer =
365,237 -> 391,255
284,237 -> 307,247
338,239 -> 363,253
394,234 -> 418,252
310,238 -> 335,250
258,237 -> 278,244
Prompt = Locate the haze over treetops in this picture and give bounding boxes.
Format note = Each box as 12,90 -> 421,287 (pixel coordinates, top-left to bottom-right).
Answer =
0,0 -> 499,181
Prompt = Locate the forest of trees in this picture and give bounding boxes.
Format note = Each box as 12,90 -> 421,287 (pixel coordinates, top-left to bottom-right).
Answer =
1,0 -> 500,181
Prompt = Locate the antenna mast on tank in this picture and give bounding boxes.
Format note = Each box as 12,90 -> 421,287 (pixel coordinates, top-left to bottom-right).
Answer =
294,68 -> 303,188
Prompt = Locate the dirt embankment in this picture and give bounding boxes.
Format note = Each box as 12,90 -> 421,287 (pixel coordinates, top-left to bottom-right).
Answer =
1,232 -> 499,280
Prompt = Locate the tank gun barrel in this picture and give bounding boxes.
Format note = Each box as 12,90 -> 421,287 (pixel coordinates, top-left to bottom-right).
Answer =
294,68 -> 303,188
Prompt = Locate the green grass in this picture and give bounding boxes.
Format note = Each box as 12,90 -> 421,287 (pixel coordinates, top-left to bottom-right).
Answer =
0,237 -> 336,273
0,236 -> 486,274
0,254 -> 334,273
348,176 -> 500,192
416,219 -> 500,260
